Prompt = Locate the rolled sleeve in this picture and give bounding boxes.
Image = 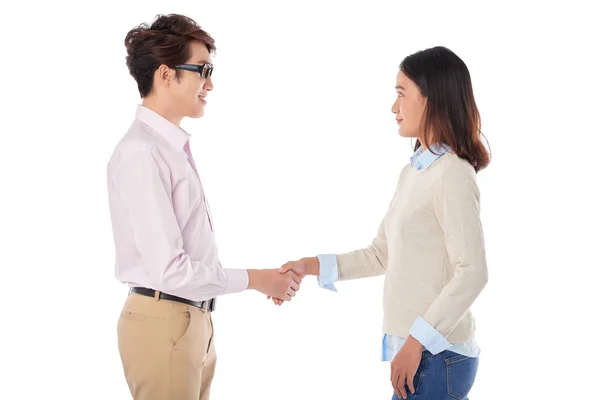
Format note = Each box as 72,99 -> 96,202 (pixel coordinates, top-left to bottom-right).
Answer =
222,268 -> 249,295
316,254 -> 338,292
409,316 -> 452,355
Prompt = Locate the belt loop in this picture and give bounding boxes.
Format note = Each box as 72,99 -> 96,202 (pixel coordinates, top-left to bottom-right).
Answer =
154,290 -> 161,301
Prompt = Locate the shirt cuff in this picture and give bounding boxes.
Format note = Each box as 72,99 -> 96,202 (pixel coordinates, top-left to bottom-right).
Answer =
316,254 -> 338,292
409,316 -> 451,355
222,268 -> 250,295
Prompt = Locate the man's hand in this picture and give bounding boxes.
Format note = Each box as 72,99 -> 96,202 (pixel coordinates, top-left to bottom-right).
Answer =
267,260 -> 307,305
268,257 -> 320,305
390,335 -> 423,399
247,269 -> 301,301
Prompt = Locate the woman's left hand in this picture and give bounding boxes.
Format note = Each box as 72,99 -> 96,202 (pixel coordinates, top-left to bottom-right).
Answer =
391,335 -> 424,399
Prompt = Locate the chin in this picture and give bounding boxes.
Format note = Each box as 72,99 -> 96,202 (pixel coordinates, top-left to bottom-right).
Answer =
189,107 -> 205,119
398,128 -> 416,138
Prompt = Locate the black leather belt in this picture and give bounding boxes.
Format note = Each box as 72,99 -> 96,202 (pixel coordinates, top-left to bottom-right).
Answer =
130,287 -> 216,312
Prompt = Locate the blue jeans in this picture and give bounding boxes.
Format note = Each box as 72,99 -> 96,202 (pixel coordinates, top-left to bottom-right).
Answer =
391,350 -> 479,400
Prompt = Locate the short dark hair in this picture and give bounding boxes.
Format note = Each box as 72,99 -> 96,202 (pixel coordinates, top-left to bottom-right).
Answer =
400,46 -> 490,172
124,14 -> 216,98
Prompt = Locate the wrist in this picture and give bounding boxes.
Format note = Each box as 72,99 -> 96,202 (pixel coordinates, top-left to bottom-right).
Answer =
407,335 -> 424,351
300,257 -> 320,276
246,269 -> 264,291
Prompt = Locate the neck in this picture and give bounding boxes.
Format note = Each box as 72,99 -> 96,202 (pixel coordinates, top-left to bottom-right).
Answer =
418,131 -> 436,150
142,96 -> 183,126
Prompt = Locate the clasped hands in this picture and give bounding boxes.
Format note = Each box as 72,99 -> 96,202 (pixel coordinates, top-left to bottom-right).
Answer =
247,259 -> 309,305
268,259 -> 308,305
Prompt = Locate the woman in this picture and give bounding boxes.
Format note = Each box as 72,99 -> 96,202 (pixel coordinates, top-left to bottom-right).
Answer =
277,46 -> 490,399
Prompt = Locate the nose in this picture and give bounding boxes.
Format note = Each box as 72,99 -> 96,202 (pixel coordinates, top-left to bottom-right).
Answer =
203,76 -> 213,91
391,97 -> 399,114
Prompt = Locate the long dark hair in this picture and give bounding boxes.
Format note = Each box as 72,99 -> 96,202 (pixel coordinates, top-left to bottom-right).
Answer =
400,46 -> 490,172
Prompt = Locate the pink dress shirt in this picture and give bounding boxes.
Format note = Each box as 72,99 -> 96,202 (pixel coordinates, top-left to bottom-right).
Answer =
107,105 -> 249,301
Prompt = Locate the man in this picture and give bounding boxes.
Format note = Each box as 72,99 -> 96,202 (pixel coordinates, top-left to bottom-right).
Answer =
106,14 -> 301,400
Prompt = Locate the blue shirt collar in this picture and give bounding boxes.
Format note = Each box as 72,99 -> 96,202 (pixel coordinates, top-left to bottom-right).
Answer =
410,143 -> 451,170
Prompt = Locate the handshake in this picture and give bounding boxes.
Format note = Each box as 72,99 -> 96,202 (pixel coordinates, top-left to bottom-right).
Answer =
247,257 -> 318,305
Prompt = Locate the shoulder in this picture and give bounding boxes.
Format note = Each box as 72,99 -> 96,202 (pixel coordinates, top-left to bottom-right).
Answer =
108,121 -> 165,171
433,152 -> 477,182
431,153 -> 480,204
117,121 -> 163,156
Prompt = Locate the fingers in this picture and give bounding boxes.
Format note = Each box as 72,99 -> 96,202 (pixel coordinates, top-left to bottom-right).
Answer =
263,267 -> 303,304
283,270 -> 302,285
392,368 -> 407,400
282,271 -> 301,298
279,262 -> 293,273
391,367 -> 402,399
407,370 -> 416,394
397,371 -> 407,399
290,272 -> 302,285
267,294 -> 284,306
279,260 -> 307,278
286,274 -> 301,298
290,280 -> 300,292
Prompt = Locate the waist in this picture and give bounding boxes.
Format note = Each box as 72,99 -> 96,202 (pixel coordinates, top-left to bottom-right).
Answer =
130,287 -> 216,312
381,333 -> 480,361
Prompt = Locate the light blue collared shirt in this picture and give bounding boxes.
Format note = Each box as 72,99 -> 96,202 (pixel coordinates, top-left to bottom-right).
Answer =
317,144 -> 480,361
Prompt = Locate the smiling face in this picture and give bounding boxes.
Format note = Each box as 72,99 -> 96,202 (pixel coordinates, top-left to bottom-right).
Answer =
391,70 -> 427,141
168,41 -> 213,119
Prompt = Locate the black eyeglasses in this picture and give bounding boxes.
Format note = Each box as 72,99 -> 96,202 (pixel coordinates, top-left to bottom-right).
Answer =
174,63 -> 213,78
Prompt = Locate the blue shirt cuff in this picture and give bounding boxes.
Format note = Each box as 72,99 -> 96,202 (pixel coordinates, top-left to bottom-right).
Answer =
409,316 -> 451,355
316,254 -> 338,292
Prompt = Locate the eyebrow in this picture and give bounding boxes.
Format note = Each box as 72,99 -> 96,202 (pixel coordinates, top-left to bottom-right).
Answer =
395,85 -> 405,90
193,60 -> 211,65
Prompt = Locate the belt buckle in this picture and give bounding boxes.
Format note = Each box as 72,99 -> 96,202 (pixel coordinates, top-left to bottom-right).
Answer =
202,298 -> 215,312
196,298 -> 215,312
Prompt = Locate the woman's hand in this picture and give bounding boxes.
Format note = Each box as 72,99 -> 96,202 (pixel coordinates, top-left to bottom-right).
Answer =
390,335 -> 423,399
268,257 -> 320,305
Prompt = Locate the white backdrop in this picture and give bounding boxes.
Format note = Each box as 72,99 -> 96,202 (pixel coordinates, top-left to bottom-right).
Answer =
1,1 -> 599,399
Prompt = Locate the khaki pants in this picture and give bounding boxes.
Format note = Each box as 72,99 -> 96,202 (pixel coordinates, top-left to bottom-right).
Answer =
117,292 -> 216,400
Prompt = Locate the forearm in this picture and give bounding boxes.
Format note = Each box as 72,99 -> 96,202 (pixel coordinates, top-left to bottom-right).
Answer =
146,252 -> 248,301
334,246 -> 387,280
422,262 -> 488,335
299,247 -> 386,293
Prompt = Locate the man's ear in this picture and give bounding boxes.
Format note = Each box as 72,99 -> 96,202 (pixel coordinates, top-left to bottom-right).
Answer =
155,64 -> 176,88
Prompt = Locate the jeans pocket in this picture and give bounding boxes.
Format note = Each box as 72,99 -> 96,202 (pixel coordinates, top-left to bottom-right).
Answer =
412,357 -> 427,393
445,355 -> 478,400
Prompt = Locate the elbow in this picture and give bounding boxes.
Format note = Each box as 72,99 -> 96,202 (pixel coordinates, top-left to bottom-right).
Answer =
475,266 -> 488,292
151,254 -> 192,293
461,260 -> 488,293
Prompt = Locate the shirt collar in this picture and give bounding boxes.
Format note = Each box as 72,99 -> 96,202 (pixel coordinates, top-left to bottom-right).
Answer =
135,105 -> 190,150
410,143 -> 451,170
